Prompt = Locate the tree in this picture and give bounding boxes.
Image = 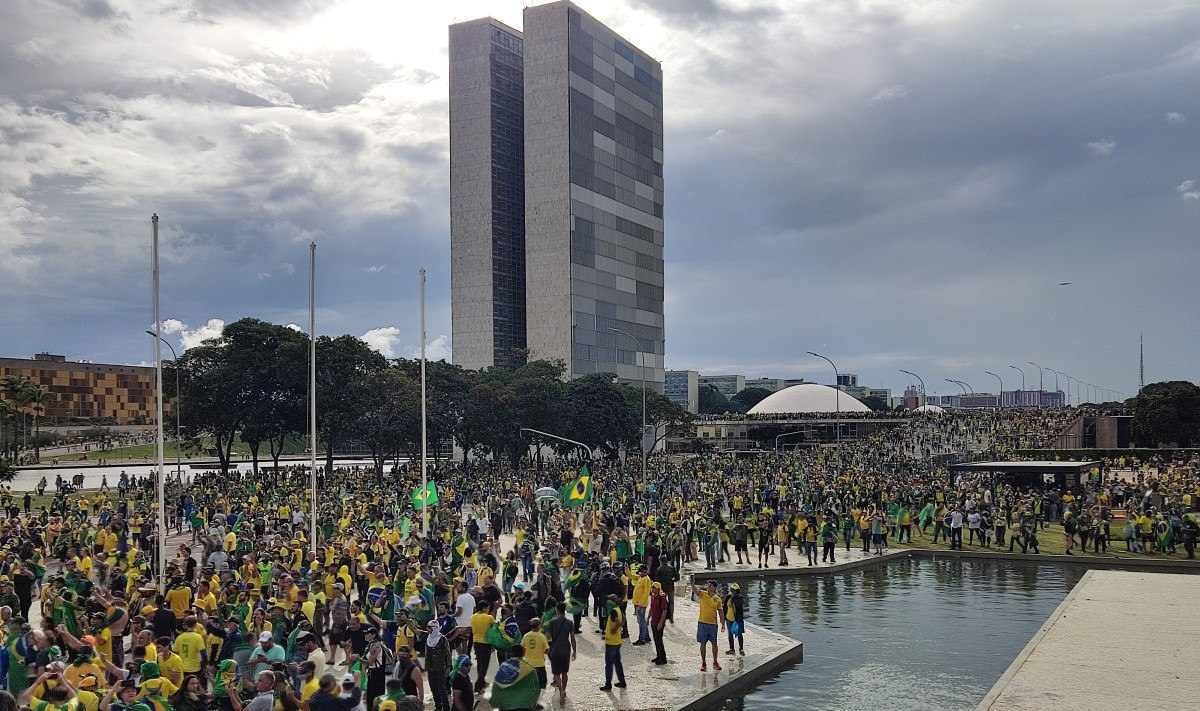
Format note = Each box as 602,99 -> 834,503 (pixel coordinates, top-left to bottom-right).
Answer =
353,368 -> 420,474
177,340 -> 247,474
25,385 -> 48,463
395,359 -> 475,461
698,385 -> 730,415
226,319 -> 308,473
562,373 -> 639,458
729,387 -> 773,414
317,335 -> 389,473
1132,380 -> 1200,447
630,388 -> 693,450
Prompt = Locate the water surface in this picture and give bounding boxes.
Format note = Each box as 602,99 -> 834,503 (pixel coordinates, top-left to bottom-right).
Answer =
733,558 -> 1084,710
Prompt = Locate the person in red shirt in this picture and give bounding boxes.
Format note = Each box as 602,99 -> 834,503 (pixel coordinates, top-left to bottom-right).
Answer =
648,582 -> 669,665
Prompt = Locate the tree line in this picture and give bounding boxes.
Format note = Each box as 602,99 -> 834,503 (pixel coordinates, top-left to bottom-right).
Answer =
171,318 -> 693,474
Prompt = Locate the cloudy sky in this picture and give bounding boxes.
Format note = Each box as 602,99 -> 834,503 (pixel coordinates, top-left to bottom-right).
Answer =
3,0 -> 1197,398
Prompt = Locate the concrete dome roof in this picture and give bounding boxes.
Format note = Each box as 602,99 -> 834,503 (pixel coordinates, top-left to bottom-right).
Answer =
913,404 -> 945,414
747,383 -> 872,415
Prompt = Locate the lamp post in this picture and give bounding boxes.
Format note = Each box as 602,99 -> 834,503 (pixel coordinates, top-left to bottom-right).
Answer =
1027,361 -> 1044,407
774,430 -> 809,452
899,369 -> 926,409
807,351 -> 839,443
149,214 -> 166,593
945,378 -> 968,395
145,331 -> 182,479
984,370 -> 1004,408
609,327 -> 647,481
1008,365 -> 1025,407
1047,368 -> 1063,407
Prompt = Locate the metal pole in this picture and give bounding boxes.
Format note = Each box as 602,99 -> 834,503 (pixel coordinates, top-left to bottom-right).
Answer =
985,370 -> 1004,408
151,214 -> 166,594
899,370 -> 926,409
774,430 -> 808,452
420,268 -> 429,536
309,242 -> 317,553
946,379 -> 968,396
146,331 -> 182,478
807,352 -> 839,442
1027,361 -> 1044,407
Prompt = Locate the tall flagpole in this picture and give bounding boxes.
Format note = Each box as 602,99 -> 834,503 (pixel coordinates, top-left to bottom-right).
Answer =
151,214 -> 166,594
309,242 -> 318,553
420,268 -> 429,536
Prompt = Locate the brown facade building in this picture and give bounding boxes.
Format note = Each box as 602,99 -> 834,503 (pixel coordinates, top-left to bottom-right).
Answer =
0,353 -> 163,425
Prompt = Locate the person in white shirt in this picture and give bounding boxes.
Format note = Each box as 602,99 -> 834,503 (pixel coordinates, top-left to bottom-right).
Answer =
450,580 -> 476,652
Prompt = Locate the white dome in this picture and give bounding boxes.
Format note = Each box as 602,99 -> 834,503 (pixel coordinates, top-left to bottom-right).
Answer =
913,404 -> 945,414
747,383 -> 873,415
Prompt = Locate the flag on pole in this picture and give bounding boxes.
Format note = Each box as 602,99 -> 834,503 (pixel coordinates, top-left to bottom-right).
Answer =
411,481 -> 438,510
559,466 -> 593,508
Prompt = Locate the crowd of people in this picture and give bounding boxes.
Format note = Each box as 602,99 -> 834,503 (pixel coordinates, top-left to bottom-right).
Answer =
0,408 -> 1195,711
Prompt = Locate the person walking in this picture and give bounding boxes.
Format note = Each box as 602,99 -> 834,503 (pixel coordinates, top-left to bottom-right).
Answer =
648,582 -> 668,666
546,603 -> 576,702
820,517 -> 836,564
599,595 -> 626,691
723,583 -> 745,657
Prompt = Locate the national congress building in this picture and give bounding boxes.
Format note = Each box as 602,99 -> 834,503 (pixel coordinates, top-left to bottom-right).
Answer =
450,1 -> 665,391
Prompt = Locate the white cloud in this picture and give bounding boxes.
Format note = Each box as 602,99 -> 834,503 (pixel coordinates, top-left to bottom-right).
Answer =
1087,138 -> 1117,156
871,84 -> 910,102
1178,179 -> 1200,201
1165,111 -> 1186,124
364,264 -> 387,273
256,272 -> 272,280
361,327 -> 451,361
285,323 -> 304,332
156,318 -> 226,350
420,335 -> 452,362
279,262 -> 297,276
361,326 -> 402,358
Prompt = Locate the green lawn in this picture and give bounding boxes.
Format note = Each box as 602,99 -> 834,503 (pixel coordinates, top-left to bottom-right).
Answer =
895,522 -> 1194,560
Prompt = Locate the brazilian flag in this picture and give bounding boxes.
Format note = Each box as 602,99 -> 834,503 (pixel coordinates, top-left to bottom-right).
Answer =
411,481 -> 438,510
490,659 -> 542,710
559,466 -> 593,508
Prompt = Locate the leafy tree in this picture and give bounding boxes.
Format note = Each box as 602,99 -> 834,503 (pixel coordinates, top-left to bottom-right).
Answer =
1133,380 -> 1200,447
562,373 -> 639,458
729,387 -> 773,414
698,385 -> 730,415
395,359 -> 475,461
317,335 -> 389,472
177,340 -> 247,474
353,368 -> 420,474
226,319 -> 308,473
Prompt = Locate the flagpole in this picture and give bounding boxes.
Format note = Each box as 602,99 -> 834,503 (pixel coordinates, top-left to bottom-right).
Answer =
309,241 -> 318,554
420,268 -> 429,536
151,214 -> 166,594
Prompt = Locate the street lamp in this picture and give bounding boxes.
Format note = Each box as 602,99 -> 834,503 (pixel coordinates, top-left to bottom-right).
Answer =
899,370 -> 926,409
609,327 -> 647,480
774,430 -> 809,452
1008,365 -> 1025,407
807,351 -> 840,443
945,379 -> 968,396
1027,361 -> 1044,407
1047,368 -> 1064,407
984,371 -> 1004,408
146,331 -> 182,479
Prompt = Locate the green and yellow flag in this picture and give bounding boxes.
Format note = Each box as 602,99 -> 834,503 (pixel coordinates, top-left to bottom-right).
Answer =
411,481 -> 438,510
559,466 -> 593,508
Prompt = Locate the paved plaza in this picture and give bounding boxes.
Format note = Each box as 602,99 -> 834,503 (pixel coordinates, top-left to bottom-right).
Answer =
979,570 -> 1200,711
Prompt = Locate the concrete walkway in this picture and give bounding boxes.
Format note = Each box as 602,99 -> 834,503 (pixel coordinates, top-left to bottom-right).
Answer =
979,569 -> 1200,711
681,538 -> 901,580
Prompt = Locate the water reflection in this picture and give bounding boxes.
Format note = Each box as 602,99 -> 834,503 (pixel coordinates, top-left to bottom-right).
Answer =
733,560 -> 1080,710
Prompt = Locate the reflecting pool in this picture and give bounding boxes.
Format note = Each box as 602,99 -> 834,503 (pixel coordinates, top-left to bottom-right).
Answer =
731,557 -> 1086,710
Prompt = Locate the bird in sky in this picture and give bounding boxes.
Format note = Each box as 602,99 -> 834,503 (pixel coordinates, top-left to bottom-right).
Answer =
1058,282 -> 1072,286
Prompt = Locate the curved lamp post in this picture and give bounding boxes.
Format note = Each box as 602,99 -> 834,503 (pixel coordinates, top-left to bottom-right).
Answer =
807,351 -> 839,443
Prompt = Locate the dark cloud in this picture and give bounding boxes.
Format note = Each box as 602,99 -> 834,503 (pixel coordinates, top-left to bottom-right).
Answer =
54,0 -> 127,21
185,0 -> 338,22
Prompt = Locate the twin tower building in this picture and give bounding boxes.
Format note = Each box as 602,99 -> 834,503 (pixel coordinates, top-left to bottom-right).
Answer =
449,1 -> 665,392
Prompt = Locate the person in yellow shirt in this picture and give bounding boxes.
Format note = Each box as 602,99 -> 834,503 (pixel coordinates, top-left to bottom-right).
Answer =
155,638 -> 185,688
521,618 -> 549,691
194,582 -> 217,616
631,568 -> 651,645
173,619 -> 207,675
469,604 -> 497,691
165,580 -> 191,619
600,595 -> 626,690
696,580 -> 724,672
